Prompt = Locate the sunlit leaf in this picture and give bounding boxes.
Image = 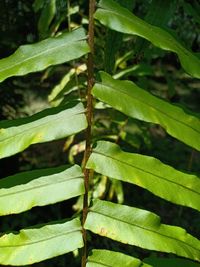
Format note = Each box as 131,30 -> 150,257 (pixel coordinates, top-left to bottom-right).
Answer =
92,72 -> 200,151
85,199 -> 200,261
0,218 -> 83,265
0,102 -> 87,159
0,27 -> 89,82
0,165 -> 84,215
87,249 -> 151,267
95,0 -> 200,78
87,141 -> 200,211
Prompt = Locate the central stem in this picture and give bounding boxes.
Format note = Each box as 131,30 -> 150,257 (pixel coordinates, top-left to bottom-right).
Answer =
81,0 -> 95,266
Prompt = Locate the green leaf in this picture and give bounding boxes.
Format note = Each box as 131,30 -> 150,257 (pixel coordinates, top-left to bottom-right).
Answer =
0,165 -> 84,215
85,199 -> 200,261
87,141 -> 200,211
113,64 -> 153,79
48,64 -> 87,104
144,257 -> 200,267
0,218 -> 83,265
48,68 -> 76,102
38,0 -> 56,38
92,72 -> 200,151
87,249 -> 151,267
0,27 -> 89,83
0,102 -> 87,159
95,0 -> 200,78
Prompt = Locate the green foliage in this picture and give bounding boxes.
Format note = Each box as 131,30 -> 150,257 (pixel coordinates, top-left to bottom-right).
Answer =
0,27 -> 89,82
93,72 -> 200,151
87,249 -> 151,267
85,199 -> 200,261
0,0 -> 199,266
0,102 -> 87,159
87,141 -> 200,211
0,165 -> 84,215
95,0 -> 200,78
0,218 -> 83,265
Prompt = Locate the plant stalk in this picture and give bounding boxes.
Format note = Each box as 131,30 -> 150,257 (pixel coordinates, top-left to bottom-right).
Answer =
81,0 -> 95,266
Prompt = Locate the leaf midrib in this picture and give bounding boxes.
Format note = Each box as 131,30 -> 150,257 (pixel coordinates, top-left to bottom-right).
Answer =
95,82 -> 200,135
93,150 -> 200,197
90,209 -> 200,255
0,175 -> 84,198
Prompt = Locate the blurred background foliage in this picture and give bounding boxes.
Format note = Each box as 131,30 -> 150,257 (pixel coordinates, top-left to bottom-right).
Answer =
0,0 -> 199,266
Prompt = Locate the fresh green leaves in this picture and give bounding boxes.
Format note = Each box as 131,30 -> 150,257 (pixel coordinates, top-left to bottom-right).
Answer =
0,218 -> 83,265
95,0 -> 200,78
0,165 -> 84,215
85,199 -> 200,261
0,27 -> 89,82
87,249 -> 151,267
92,72 -> 200,151
0,1 -> 200,266
0,102 -> 87,159
87,141 -> 200,211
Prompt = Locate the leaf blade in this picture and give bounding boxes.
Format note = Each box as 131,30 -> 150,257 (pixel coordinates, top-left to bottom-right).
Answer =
87,141 -> 200,211
0,27 -> 89,82
0,102 -> 87,159
0,165 -> 84,215
0,218 -> 83,265
87,249 -> 152,267
92,72 -> 200,151
85,200 -> 200,261
95,0 -> 200,78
